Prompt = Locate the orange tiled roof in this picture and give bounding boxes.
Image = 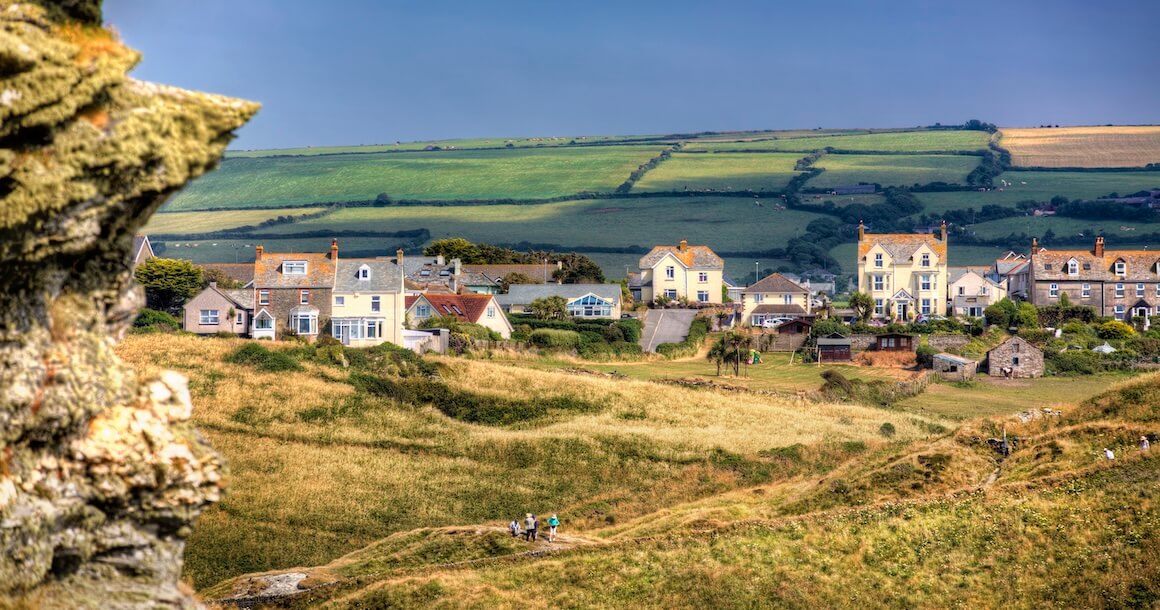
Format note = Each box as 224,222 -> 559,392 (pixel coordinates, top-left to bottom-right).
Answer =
406,293 -> 498,323
253,247 -> 337,288
858,232 -> 947,261
1032,248 -> 1160,281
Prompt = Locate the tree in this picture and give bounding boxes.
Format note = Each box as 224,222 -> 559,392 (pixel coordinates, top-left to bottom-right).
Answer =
499,272 -> 538,293
707,338 -> 728,376
375,192 -> 392,205
848,291 -> 874,322
984,298 -> 1019,328
423,238 -> 483,264
200,267 -> 244,289
529,296 -> 568,320
553,253 -> 605,284
134,258 -> 203,315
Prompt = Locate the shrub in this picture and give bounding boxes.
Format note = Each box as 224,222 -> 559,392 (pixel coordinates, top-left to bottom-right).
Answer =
529,328 -> 581,349
1097,320 -> 1135,340
616,319 -> 643,343
878,422 -> 897,438
224,342 -> 302,372
915,344 -> 937,368
1045,350 -> 1107,375
133,308 -> 180,331
656,318 -> 710,359
1061,321 -> 1095,337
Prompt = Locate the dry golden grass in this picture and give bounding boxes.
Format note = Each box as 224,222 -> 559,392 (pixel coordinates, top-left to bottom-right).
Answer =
1000,125 -> 1160,168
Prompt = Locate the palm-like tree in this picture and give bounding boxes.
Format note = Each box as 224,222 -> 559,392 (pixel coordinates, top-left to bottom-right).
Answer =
707,338 -> 728,376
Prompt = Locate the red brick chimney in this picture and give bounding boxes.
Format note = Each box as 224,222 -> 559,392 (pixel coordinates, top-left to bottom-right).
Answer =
940,220 -> 947,242
679,239 -> 688,252
255,245 -> 263,261
1031,237 -> 1039,255
858,220 -> 865,240
1094,236 -> 1105,258
330,239 -> 339,260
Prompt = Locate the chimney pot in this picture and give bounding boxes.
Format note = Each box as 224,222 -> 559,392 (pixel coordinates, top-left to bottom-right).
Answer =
679,239 -> 688,252
331,239 -> 339,259
940,220 -> 947,241
255,245 -> 264,261
858,220 -> 865,240
1094,236 -> 1105,257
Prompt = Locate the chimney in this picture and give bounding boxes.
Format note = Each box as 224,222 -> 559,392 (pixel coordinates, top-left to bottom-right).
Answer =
255,245 -> 263,261
209,281 -> 217,289
436,254 -> 445,266
1031,237 -> 1039,255
451,258 -> 461,276
1094,236 -> 1105,258
396,247 -> 404,265
330,238 -> 339,260
940,220 -> 947,242
679,239 -> 688,252
858,220 -> 865,240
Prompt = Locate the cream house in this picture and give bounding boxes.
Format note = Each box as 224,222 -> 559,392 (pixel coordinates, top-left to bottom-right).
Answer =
739,273 -> 810,326
330,255 -> 405,347
857,222 -> 949,320
947,267 -> 1006,318
638,240 -> 724,304
405,293 -> 513,339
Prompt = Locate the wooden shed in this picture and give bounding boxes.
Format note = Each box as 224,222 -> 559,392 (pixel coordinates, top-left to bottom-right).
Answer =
776,319 -> 813,335
875,332 -> 916,352
817,334 -> 852,363
932,353 -> 977,381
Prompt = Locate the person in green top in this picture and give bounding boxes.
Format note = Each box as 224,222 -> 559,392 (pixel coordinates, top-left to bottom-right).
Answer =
547,514 -> 560,543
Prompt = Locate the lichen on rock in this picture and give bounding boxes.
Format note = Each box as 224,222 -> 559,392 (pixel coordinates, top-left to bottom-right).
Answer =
0,2 -> 257,607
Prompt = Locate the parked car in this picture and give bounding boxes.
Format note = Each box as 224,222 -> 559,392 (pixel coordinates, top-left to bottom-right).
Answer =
760,317 -> 795,328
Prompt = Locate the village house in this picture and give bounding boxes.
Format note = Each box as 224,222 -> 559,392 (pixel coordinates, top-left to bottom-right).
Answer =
638,240 -> 725,304
131,234 -> 155,268
329,253 -> 406,347
405,293 -> 513,339
250,240 -> 339,341
197,262 -> 255,287
403,255 -> 462,294
739,273 -> 811,326
856,222 -> 949,321
1028,236 -> 1160,323
460,262 -> 562,294
948,266 -> 1007,318
994,251 -> 1031,299
182,282 -> 253,336
496,284 -> 622,319
986,335 -> 1044,378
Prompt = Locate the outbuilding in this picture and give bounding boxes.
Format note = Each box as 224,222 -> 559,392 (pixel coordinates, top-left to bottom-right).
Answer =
817,334 -> 852,363
932,353 -> 977,381
875,332 -> 916,352
986,335 -> 1044,378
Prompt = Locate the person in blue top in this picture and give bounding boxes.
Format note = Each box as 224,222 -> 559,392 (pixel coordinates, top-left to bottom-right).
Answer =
547,513 -> 560,543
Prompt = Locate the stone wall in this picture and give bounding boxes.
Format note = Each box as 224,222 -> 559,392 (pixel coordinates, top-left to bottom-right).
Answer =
848,334 -> 877,350
0,2 -> 256,606
927,334 -> 971,351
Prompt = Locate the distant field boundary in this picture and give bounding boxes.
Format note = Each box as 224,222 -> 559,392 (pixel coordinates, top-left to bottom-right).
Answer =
684,148 -> 987,157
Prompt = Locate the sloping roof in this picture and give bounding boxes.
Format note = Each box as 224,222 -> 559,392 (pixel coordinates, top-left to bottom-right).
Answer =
859,232 -> 947,262
198,263 -> 255,286
405,293 -> 499,324
639,242 -> 724,270
627,272 -> 642,289
751,304 -> 808,316
334,259 -> 403,293
461,264 -> 557,284
132,235 -> 154,264
497,284 -> 620,306
948,266 -> 1004,288
222,288 -> 254,310
744,273 -> 808,295
1032,248 -> 1160,281
986,335 -> 1041,355
817,336 -> 852,346
995,258 -> 1030,276
254,248 -> 337,288
933,353 -> 975,365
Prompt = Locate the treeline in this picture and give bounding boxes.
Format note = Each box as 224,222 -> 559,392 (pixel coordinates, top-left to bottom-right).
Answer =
422,237 -> 606,283
965,143 -> 1011,187
150,227 -> 430,243
616,144 -> 680,193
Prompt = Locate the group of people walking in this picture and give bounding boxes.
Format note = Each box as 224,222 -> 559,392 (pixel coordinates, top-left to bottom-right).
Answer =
509,513 -> 559,543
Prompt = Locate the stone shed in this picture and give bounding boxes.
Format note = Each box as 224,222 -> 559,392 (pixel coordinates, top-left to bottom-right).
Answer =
932,353 -> 977,381
986,335 -> 1044,378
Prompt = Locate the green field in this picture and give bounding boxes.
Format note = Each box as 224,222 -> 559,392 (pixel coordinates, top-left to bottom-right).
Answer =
163,146 -> 662,211
967,214 -> 1160,241
830,241 -> 1006,268
144,207 -> 329,234
895,375 -> 1127,420
807,154 -> 980,189
914,170 -> 1160,215
685,130 -> 991,153
632,152 -> 804,192
226,135 -> 673,157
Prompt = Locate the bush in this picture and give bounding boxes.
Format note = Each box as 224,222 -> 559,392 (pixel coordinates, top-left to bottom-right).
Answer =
224,342 -> 302,372
133,308 -> 180,331
656,318 -> 710,359
878,422 -> 897,438
1061,321 -> 1096,337
1097,320 -> 1135,340
1045,350 -> 1108,375
915,344 -> 937,368
529,328 -> 581,349
616,319 -> 643,343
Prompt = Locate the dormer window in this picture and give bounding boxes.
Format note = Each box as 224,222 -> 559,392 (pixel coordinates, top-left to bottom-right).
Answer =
1044,264 -> 1052,271
920,253 -> 930,268
358,265 -> 371,280
1083,263 -> 1091,271
284,261 -> 307,275
1067,260 -> 1078,275
874,253 -> 884,268
1115,261 -> 1126,276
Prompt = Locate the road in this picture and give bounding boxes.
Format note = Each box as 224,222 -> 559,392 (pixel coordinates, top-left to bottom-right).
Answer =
639,309 -> 698,353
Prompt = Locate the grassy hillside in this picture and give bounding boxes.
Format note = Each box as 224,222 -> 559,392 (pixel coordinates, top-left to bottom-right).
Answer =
143,207 -> 329,234
684,130 -> 991,153
807,154 -> 980,189
631,152 -> 804,192
914,170 -> 1160,215
1001,126 -> 1160,168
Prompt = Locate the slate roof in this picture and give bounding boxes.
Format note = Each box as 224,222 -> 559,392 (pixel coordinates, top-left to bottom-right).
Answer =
948,266 -> 1004,288
198,263 -> 255,286
933,353 -> 975,366
334,259 -> 403,293
221,288 -> 255,310
132,235 -> 154,264
995,258 -> 1030,276
858,232 -> 947,262
750,304 -> 808,316
254,246 -> 337,288
1031,248 -> 1160,281
639,242 -> 724,270
462,264 -> 558,284
405,293 -> 499,324
985,335 -> 1041,356
744,273 -> 808,294
817,336 -> 852,346
496,284 -> 620,307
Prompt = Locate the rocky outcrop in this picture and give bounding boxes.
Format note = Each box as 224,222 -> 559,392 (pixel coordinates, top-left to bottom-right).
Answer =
0,1 -> 256,607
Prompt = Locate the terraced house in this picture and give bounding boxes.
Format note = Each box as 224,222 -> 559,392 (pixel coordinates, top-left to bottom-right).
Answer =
250,241 -> 339,341
330,253 -> 405,347
856,222 -> 949,320
1029,237 -> 1160,324
638,240 -> 724,304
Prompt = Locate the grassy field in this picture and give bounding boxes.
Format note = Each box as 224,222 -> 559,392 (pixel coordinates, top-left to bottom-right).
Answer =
1001,125 -> 1160,168
895,375 -> 1122,420
162,146 -> 661,211
143,207 -> 329,234
967,214 -> 1160,241
685,130 -> 991,153
631,152 -> 804,192
829,241 -> 1006,267
807,154 -> 980,188
914,169 -> 1160,215
226,135 -> 673,157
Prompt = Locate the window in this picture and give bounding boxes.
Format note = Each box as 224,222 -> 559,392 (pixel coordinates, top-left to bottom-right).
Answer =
300,289 -> 310,305
873,275 -> 884,291
783,294 -> 793,305
487,306 -> 496,318
290,312 -> 318,335
568,295 -> 613,317
920,253 -> 930,268
358,265 -> 370,280
665,266 -> 675,279
874,253 -> 883,268
254,314 -> 273,330
1137,283 -> 1145,297
235,311 -> 244,325
979,285 -> 989,296
754,293 -> 764,304
874,299 -> 884,315
335,296 -> 345,307
1012,341 -> 1020,353
259,289 -> 270,305
371,296 -> 381,312
284,261 -> 307,275
1115,283 -> 1124,298
664,289 -> 678,299
921,298 -> 931,314
1067,260 -> 1078,275
1114,305 -> 1125,321
1049,283 -> 1059,298
1013,356 -> 1020,366
1115,261 -> 1126,276
920,275 -> 931,291
1156,283 -> 1160,297
958,286 -> 965,295
368,320 -> 380,338
199,309 -> 219,325
698,272 -> 708,283
1083,263 -> 1091,271
1044,264 -> 1052,271
1082,283 -> 1091,298
697,290 -> 709,303
416,304 -> 430,317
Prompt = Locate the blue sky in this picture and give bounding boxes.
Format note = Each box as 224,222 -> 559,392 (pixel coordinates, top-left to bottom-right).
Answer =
104,0 -> 1160,150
